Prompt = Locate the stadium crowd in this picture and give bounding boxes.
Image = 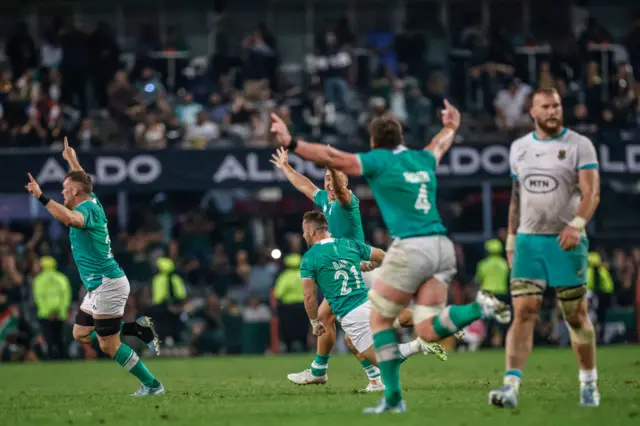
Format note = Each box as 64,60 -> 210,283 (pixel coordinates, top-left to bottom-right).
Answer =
1,5 -> 639,361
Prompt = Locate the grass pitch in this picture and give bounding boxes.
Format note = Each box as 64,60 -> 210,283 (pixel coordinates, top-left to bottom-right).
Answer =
1,346 -> 639,426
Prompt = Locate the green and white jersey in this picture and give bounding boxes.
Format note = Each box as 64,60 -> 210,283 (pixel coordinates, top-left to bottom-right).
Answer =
313,189 -> 365,243
357,146 -> 447,239
300,238 -> 372,318
70,193 -> 124,290
509,128 -> 599,235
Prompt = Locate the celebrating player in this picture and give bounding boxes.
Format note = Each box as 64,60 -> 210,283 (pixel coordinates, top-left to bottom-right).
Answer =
299,212 -> 434,375
270,101 -> 510,414
271,148 -> 444,392
488,87 -> 601,408
24,138 -> 164,397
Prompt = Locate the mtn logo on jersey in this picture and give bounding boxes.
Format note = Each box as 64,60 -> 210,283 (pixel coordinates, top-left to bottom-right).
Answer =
522,174 -> 559,194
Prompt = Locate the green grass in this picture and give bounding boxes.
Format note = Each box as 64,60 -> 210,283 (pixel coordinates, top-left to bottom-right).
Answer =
1,346 -> 640,426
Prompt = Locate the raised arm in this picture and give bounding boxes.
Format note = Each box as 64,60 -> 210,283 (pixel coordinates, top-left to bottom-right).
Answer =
329,167 -> 352,206
25,173 -> 85,228
63,137 -> 84,172
425,100 -> 461,164
270,147 -> 319,201
360,246 -> 386,272
270,113 -> 362,176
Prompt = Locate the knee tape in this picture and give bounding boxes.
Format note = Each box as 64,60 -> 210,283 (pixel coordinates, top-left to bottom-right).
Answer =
412,304 -> 445,324
510,278 -> 545,299
557,285 -> 587,319
566,322 -> 595,344
94,317 -> 122,337
368,290 -> 404,319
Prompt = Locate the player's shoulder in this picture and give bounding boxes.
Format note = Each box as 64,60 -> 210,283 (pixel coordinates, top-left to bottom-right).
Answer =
564,128 -> 594,146
510,132 -> 534,150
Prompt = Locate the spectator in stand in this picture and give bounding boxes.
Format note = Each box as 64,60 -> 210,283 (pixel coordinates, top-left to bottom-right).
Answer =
226,93 -> 253,142
176,92 -> 203,128
190,293 -> 224,355
59,22 -> 90,116
6,22 -> 38,80
366,19 -> 399,76
494,77 -> 532,136
15,70 -> 39,102
602,64 -> 636,130
406,85 -> 433,145
242,31 -> 275,100
135,112 -> 167,149
76,118 -> 101,149
40,27 -> 62,72
108,70 -> 144,145
388,79 -> 408,125
207,93 -> 229,125
136,66 -> 166,106
317,31 -> 353,112
187,64 -> 216,106
184,111 -> 219,149
28,92 -> 63,145
89,21 -> 121,110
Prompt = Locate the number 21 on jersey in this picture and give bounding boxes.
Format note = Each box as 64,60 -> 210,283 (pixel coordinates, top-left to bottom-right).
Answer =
335,266 -> 362,295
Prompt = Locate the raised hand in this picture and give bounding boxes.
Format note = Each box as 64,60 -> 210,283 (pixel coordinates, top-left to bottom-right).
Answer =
270,147 -> 290,169
270,113 -> 292,146
25,173 -> 42,198
62,137 -> 77,164
441,99 -> 461,130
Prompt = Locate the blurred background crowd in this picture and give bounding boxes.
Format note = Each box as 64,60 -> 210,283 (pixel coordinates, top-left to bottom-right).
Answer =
0,0 -> 638,361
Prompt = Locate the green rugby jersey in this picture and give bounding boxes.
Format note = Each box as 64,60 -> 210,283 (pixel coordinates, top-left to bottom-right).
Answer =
300,237 -> 371,318
313,189 -> 365,243
357,146 -> 447,239
70,193 -> 124,290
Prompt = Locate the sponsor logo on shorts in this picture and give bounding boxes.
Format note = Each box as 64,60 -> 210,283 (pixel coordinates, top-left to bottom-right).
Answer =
522,173 -> 559,194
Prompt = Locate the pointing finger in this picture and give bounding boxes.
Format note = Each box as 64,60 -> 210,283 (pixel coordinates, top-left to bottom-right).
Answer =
28,173 -> 35,182
64,137 -> 69,148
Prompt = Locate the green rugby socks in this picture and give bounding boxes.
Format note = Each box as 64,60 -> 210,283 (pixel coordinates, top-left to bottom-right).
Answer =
360,359 -> 381,380
311,354 -> 330,377
373,329 -> 402,407
114,343 -> 159,388
433,303 -> 483,338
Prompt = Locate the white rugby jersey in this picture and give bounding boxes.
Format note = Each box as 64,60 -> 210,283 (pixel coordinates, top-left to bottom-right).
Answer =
509,128 -> 598,235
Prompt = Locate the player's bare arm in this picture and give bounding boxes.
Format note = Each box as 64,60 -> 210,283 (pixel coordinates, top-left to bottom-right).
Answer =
558,169 -> 600,251
505,179 -> 521,266
25,173 -> 85,228
270,113 -> 362,176
302,278 -> 326,336
425,100 -> 461,164
63,137 -> 84,172
270,147 -> 319,200
361,247 -> 386,272
328,167 -> 352,206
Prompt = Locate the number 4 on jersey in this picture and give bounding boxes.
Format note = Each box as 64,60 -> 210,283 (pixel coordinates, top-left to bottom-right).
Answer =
414,183 -> 431,214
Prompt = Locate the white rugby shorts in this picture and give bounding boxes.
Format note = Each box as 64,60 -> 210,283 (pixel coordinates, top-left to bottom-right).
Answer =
377,235 -> 457,294
80,276 -> 130,317
338,300 -> 374,353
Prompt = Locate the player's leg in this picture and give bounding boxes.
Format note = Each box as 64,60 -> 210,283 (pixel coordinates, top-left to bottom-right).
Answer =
287,299 -> 335,385
489,234 -> 546,408
344,334 -> 384,392
557,286 -> 599,406
551,237 -> 599,406
412,237 -> 509,344
73,293 -> 96,344
94,277 -> 163,396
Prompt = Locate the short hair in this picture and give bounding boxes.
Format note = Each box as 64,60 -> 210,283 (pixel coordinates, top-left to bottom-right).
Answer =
303,211 -> 328,231
65,171 -> 93,195
532,86 -> 559,99
369,115 -> 403,149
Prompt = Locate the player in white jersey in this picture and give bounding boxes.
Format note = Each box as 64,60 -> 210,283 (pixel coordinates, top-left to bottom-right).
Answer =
489,88 -> 601,408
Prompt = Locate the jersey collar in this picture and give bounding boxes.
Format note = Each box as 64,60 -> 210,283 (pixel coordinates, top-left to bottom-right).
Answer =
319,238 -> 335,244
532,127 -> 567,141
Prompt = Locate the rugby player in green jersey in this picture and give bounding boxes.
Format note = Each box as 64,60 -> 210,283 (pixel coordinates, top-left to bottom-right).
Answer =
271,149 -> 444,392
299,212 -> 437,378
271,102 -> 511,413
25,138 -> 164,396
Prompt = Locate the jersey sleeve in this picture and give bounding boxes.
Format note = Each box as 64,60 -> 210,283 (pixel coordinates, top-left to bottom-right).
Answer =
351,240 -> 373,261
313,189 -> 328,208
343,192 -> 360,210
357,150 -> 386,179
576,137 -> 599,171
420,149 -> 438,170
74,201 -> 97,229
300,254 -> 316,281
509,143 -> 519,180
